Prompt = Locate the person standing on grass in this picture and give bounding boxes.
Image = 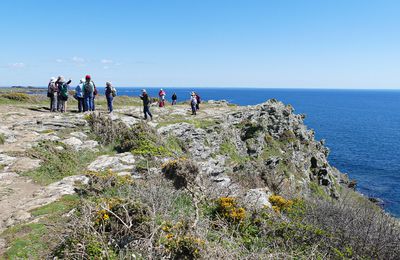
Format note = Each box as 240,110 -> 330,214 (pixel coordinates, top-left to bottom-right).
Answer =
47,77 -> 57,112
83,75 -> 95,111
190,92 -> 197,115
140,89 -> 153,120
171,92 -> 177,105
75,78 -> 85,112
105,81 -> 114,113
59,77 -> 71,113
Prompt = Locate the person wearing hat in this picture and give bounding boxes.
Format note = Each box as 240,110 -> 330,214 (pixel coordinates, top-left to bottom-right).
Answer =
55,76 -> 64,112
158,88 -> 166,107
47,77 -> 58,112
58,77 -> 72,113
75,78 -> 85,112
140,89 -> 153,120
105,81 -> 114,113
83,75 -> 95,111
190,92 -> 198,115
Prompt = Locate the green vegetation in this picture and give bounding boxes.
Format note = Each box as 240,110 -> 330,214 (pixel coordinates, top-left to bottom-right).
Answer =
219,140 -> 249,164
309,181 -> 331,200
87,113 -> 185,158
0,92 -> 30,101
23,141 -> 97,185
1,195 -> 80,259
157,115 -> 218,129
0,133 -> 5,145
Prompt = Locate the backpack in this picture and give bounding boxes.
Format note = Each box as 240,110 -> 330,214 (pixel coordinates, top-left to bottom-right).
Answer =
60,84 -> 69,98
111,87 -> 117,97
49,82 -> 58,94
84,81 -> 94,95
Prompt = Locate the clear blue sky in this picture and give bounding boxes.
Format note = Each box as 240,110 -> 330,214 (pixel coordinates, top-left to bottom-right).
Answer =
0,0 -> 399,88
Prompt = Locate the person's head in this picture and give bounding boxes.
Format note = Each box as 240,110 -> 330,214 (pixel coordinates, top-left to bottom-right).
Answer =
58,76 -> 65,82
85,75 -> 91,81
160,88 -> 163,91
106,81 -> 112,87
50,77 -> 56,82
142,89 -> 147,94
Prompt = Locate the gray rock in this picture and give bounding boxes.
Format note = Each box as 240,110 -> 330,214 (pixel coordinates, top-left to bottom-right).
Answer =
61,137 -> 83,148
70,132 -> 88,140
243,188 -> 273,209
87,153 -> 136,173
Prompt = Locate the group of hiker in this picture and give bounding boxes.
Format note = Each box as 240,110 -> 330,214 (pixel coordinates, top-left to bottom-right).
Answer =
139,89 -> 201,120
47,75 -> 116,113
47,77 -> 201,119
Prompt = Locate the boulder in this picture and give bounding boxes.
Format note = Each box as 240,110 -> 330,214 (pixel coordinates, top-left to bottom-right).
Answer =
87,153 -> 136,173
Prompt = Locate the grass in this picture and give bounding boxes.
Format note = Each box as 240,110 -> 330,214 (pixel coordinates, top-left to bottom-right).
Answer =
219,140 -> 249,164
0,133 -> 5,145
157,115 -> 218,129
30,194 -> 79,218
1,195 -> 80,259
309,182 -> 330,200
22,141 -> 97,185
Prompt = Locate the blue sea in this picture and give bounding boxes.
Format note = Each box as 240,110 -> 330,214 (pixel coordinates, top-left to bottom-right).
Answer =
101,87 -> 400,217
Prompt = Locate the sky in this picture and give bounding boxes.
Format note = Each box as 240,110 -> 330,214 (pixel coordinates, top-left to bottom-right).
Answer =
0,0 -> 400,88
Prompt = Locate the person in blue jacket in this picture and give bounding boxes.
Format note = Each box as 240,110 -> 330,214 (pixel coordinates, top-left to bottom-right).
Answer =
75,78 -> 85,112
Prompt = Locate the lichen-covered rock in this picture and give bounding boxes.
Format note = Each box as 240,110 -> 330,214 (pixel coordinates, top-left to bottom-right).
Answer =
87,153 -> 136,173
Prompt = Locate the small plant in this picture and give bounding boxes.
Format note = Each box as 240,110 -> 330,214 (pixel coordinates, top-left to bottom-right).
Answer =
215,197 -> 246,223
23,141 -> 96,185
162,158 -> 199,189
160,221 -> 204,259
269,195 -> 294,213
0,133 -> 5,145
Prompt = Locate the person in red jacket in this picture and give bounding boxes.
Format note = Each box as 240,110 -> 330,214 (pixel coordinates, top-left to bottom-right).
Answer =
158,88 -> 166,107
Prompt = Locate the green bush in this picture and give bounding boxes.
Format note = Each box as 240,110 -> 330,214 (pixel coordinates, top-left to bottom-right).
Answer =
23,141 -> 96,185
0,133 -> 5,145
0,92 -> 30,101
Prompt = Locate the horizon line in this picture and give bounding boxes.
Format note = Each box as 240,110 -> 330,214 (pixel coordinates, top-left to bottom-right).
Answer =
2,85 -> 400,91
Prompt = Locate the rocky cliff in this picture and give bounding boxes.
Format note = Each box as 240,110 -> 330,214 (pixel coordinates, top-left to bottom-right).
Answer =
0,97 -> 398,259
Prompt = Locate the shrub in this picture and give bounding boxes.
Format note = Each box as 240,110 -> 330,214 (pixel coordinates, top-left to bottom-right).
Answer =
23,141 -> 96,185
87,113 -> 176,157
162,158 -> 199,189
268,195 -> 293,213
0,133 -> 5,145
160,220 -> 204,259
0,92 -> 30,101
215,197 -> 246,223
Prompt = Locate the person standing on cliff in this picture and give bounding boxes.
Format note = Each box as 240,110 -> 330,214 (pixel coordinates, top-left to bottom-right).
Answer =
47,77 -> 58,112
158,88 -> 166,107
171,92 -> 177,105
105,81 -> 115,113
83,75 -> 95,112
140,89 -> 153,120
195,92 -> 201,110
74,78 -> 85,112
55,76 -> 64,112
190,92 -> 197,115
58,77 -> 72,113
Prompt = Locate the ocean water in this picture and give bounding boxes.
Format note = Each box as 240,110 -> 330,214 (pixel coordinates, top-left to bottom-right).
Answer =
100,87 -> 400,217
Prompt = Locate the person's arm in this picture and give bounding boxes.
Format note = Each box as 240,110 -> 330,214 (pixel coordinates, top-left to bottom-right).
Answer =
66,79 -> 72,85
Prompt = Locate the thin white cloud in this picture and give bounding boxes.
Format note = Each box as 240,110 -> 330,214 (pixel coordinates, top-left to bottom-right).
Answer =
56,59 -> 64,63
101,59 -> 113,64
103,66 -> 110,70
72,56 -> 85,63
9,62 -> 25,68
